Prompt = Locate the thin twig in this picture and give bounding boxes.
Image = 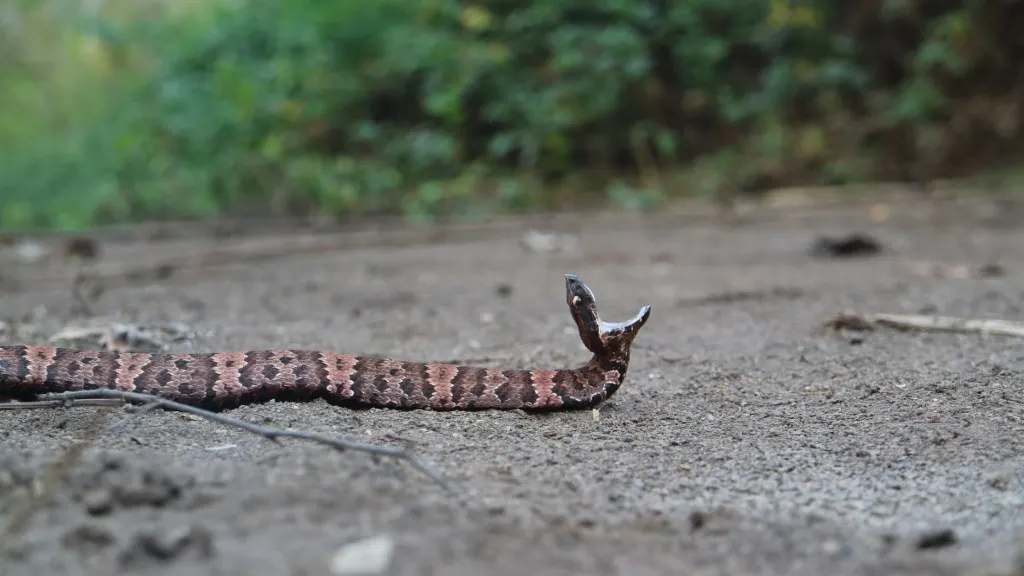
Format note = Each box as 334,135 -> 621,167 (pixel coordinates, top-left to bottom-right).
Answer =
0,398 -> 125,410
825,312 -> 1024,338
23,390 -> 452,492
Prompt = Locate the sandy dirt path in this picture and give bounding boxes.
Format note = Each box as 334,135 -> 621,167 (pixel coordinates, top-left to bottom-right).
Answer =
1,201 -> 1022,576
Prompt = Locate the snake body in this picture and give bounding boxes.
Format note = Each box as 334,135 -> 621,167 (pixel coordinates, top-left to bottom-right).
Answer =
0,275 -> 651,411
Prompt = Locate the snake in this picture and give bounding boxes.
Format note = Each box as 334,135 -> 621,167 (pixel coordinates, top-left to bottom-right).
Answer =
0,274 -> 651,411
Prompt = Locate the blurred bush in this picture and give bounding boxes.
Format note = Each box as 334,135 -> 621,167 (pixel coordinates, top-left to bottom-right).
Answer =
1,0 -> 1023,229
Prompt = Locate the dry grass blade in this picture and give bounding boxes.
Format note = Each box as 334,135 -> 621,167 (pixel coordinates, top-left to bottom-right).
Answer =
871,313 -> 1024,337
24,390 -> 452,492
825,312 -> 1024,338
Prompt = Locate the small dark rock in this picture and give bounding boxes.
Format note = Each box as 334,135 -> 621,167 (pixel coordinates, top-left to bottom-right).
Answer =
63,522 -> 115,552
689,510 -> 707,531
988,476 -> 1009,491
82,489 -> 115,516
120,525 -> 214,566
978,263 -> 1005,277
824,312 -> 875,332
102,454 -> 127,471
62,237 -> 100,260
858,382 -> 881,396
77,454 -> 193,511
916,528 -> 958,550
810,233 -> 883,259
115,474 -> 185,508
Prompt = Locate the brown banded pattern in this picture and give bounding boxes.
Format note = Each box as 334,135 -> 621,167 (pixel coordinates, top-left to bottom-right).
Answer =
320,352 -> 358,399
425,363 -> 457,409
0,275 -> 652,412
0,345 -> 32,397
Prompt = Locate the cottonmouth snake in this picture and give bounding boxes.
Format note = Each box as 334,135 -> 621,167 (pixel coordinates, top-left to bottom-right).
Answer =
0,275 -> 651,411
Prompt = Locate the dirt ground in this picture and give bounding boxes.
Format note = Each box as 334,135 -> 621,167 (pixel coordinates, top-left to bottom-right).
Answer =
1,198 -> 1023,576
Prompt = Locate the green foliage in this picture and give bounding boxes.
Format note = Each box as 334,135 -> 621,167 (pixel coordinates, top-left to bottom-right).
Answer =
2,0 -> 1023,229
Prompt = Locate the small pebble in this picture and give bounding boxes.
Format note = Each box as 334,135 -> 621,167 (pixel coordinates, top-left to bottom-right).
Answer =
205,444 -> 238,452
82,489 -> 114,516
916,528 -> 957,550
988,476 -> 1008,491
121,524 -> 214,566
148,525 -> 212,560
15,242 -> 49,264
330,534 -> 395,575
62,522 -> 115,551
821,539 -> 841,554
688,510 -> 707,531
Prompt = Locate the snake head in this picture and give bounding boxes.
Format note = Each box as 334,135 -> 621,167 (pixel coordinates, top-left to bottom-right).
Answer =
565,274 -> 651,356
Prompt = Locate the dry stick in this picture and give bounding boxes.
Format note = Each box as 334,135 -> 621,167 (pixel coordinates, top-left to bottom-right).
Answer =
829,312 -> 1024,338
0,398 -> 125,410
22,390 -> 452,492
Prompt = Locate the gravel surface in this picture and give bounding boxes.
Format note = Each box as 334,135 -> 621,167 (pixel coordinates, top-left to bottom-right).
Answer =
1,201 -> 1023,576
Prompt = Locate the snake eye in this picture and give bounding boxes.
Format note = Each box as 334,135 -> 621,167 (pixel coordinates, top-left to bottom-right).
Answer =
572,295 -> 581,306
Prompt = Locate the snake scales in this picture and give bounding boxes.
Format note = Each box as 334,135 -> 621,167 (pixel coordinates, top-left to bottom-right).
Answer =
0,274 -> 651,411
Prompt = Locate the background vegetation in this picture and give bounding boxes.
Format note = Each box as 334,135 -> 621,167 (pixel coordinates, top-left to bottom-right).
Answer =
2,0 -> 1023,230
